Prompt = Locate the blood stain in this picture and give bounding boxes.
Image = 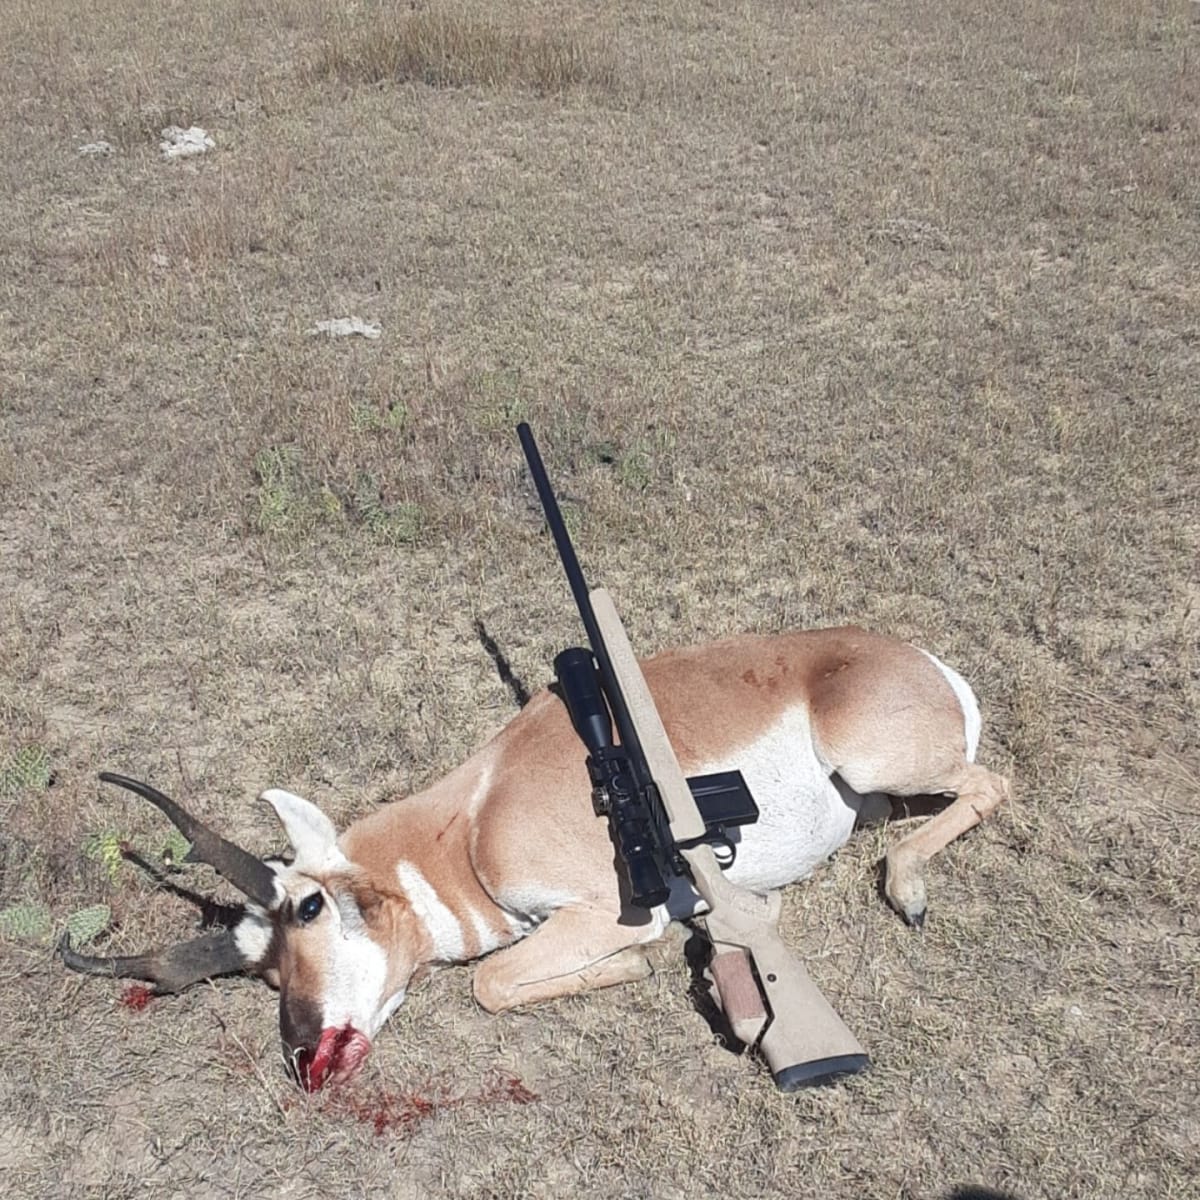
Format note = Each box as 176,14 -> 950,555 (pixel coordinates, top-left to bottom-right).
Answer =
120,984 -> 154,1011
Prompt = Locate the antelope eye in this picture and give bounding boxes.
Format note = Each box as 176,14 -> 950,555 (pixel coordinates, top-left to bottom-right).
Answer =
297,893 -> 324,923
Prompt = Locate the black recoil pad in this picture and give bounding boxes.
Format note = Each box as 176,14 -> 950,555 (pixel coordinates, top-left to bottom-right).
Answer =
773,1054 -> 871,1090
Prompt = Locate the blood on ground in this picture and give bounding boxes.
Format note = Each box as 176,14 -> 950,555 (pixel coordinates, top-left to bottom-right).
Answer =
317,1071 -> 539,1137
119,984 -> 155,1011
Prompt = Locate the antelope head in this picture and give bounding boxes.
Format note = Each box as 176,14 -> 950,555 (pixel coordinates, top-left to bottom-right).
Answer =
61,774 -> 419,1090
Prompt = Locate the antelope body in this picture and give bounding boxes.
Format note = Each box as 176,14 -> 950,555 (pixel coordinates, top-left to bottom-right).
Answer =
64,625 -> 1009,1090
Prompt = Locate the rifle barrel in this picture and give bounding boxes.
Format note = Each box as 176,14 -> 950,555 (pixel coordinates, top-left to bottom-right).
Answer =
516,423 -> 652,793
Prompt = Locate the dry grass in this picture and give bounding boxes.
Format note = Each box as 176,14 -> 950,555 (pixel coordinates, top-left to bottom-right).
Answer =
2,0 -> 1198,1196
312,7 -> 617,96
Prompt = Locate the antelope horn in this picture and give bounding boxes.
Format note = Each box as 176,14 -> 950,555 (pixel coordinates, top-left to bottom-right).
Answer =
58,929 -> 249,992
99,772 -> 279,909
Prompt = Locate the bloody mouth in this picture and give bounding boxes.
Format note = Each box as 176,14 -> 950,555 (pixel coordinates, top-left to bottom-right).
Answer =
299,1025 -> 371,1091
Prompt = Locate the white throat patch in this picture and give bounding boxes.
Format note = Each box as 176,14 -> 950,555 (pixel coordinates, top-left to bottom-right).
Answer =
318,913 -> 391,1035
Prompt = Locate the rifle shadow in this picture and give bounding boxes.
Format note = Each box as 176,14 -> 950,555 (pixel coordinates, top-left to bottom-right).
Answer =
119,845 -> 245,930
681,929 -> 750,1055
947,1189 -> 1020,1200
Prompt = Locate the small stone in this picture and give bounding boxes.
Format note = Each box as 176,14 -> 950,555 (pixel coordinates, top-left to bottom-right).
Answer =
160,125 -> 215,160
307,317 -> 382,340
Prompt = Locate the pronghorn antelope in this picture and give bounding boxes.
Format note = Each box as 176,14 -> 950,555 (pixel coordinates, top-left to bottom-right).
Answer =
63,625 -> 1009,1090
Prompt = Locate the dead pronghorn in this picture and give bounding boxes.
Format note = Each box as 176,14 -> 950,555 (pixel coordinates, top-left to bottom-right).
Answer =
63,625 -> 1009,1090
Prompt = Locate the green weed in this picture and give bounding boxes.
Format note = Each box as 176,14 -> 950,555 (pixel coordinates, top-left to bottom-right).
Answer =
350,398 -> 409,434
352,472 -> 423,546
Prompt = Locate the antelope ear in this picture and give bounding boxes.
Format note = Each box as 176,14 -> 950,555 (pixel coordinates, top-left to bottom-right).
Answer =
260,789 -> 343,869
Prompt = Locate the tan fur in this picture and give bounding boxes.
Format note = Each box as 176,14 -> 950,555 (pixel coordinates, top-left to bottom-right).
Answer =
320,626 -> 1009,1013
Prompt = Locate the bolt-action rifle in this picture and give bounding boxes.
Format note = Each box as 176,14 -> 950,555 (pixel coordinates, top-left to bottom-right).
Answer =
517,423 -> 869,1090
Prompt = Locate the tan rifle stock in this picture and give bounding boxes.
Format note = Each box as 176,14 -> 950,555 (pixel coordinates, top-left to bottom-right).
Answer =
591,588 -> 869,1089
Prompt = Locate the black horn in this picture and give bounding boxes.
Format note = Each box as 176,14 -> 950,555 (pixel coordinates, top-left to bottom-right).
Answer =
98,772 -> 279,909
59,929 -> 251,992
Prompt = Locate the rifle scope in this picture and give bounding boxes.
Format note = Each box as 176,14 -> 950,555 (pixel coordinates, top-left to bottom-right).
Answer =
554,647 -> 670,909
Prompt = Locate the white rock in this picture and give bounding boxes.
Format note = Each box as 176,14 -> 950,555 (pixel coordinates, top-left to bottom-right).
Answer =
160,126 -> 215,160
307,317 -> 382,340
78,141 -> 114,157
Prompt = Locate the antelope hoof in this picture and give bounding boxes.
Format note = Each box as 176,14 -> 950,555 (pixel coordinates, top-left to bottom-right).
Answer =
884,854 -> 928,928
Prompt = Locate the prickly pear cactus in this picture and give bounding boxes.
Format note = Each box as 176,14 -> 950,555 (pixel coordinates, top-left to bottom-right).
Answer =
0,902 -> 112,947
83,831 -> 125,883
0,745 -> 52,797
63,907 -> 111,945
64,904 -> 111,947
161,828 -> 191,866
0,902 -> 53,942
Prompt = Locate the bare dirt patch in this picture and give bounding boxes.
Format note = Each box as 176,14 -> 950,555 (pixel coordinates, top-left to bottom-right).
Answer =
2,1 -> 1197,1197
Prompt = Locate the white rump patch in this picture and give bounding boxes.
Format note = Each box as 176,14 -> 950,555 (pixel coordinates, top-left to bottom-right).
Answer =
919,650 -> 982,762
395,862 -> 466,963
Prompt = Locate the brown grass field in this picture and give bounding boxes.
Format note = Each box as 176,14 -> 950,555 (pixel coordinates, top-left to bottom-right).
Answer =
2,0 -> 1197,1196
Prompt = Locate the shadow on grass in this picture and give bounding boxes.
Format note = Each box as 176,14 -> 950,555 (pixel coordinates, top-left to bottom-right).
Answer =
682,929 -> 750,1056
120,845 -> 244,931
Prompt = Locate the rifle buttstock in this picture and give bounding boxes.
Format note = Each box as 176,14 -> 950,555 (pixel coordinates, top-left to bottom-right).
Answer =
591,590 -> 870,1089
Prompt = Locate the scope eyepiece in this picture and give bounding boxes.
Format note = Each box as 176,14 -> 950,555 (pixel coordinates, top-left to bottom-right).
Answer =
623,847 -> 670,909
